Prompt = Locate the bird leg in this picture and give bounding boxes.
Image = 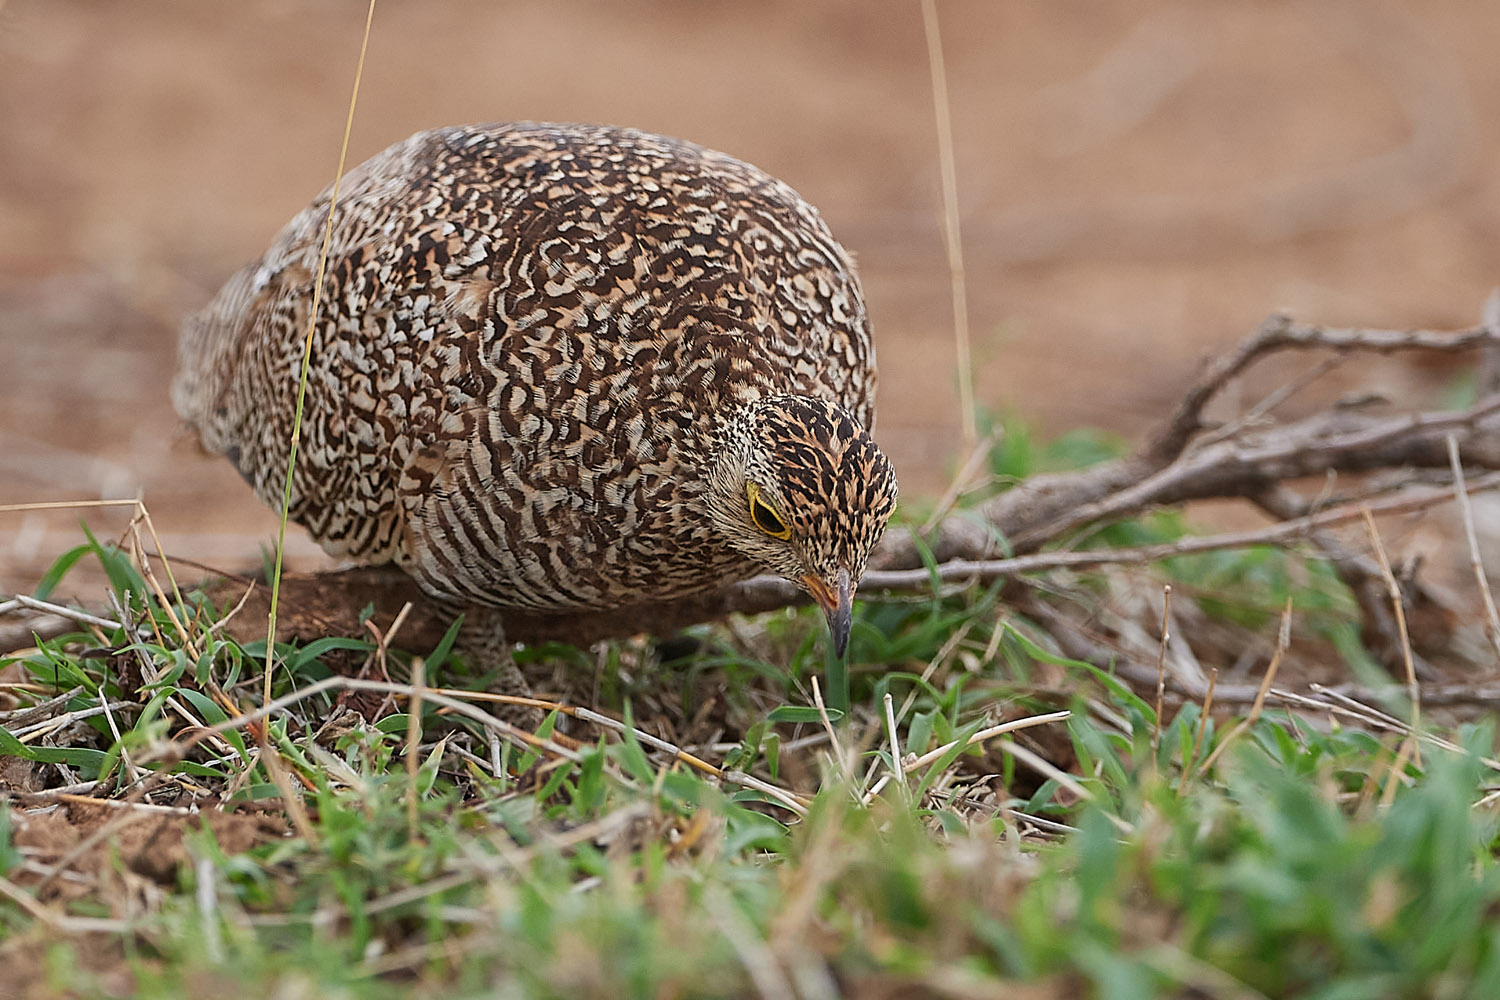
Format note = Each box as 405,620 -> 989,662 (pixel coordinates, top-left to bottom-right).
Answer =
451,604 -> 544,730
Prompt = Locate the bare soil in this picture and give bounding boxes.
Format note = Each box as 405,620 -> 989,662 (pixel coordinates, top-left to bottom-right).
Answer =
5,791 -> 285,899
4,0 -> 1500,596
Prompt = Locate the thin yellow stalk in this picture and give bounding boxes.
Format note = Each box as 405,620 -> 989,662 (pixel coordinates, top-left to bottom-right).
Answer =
264,0 -> 378,703
921,0 -> 977,446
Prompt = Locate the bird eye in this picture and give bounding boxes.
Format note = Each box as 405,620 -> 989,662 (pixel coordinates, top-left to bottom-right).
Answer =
747,483 -> 792,540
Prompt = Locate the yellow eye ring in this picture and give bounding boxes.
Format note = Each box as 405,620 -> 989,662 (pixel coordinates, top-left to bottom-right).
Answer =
747,482 -> 792,540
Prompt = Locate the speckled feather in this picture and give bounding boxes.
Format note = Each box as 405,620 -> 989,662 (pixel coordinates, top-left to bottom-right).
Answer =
175,122 -> 897,615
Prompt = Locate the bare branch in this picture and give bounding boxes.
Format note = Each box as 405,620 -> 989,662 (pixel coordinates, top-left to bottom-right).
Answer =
1144,315 -> 1495,463
862,472 -> 1500,592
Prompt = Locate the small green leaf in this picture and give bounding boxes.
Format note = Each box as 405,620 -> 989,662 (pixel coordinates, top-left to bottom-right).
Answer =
375,713 -> 411,735
31,543 -> 96,603
175,689 -> 249,762
0,726 -> 32,758
417,741 -> 444,796
763,732 -> 781,782
723,805 -> 788,854
907,710 -> 936,758
616,706 -> 656,785
283,637 -> 375,673
425,615 -> 465,674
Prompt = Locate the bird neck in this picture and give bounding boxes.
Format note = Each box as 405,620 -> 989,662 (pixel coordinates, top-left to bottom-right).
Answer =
700,395 -> 769,484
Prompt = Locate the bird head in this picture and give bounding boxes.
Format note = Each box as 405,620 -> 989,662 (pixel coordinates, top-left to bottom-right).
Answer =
707,395 -> 899,656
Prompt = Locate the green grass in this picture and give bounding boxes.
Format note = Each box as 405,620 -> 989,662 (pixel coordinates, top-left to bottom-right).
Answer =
3,523 -> 1499,999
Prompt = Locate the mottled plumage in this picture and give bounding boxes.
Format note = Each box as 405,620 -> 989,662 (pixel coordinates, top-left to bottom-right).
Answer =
175,122 -> 897,652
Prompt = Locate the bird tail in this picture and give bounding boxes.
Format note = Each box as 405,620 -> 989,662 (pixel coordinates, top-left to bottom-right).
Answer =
171,262 -> 262,456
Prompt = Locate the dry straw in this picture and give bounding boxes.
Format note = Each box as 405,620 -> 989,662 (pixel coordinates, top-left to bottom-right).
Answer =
264,0 -> 379,704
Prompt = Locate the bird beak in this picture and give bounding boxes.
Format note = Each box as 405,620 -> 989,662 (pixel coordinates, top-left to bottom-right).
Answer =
802,567 -> 853,658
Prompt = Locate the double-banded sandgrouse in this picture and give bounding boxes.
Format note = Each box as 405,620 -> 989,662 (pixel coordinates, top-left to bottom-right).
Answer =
174,122 -> 898,656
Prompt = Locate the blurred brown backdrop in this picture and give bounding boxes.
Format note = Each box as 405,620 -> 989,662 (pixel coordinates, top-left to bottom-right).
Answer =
3,0 -> 1498,594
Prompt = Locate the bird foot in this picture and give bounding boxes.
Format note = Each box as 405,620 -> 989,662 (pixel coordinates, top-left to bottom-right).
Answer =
454,605 -> 545,731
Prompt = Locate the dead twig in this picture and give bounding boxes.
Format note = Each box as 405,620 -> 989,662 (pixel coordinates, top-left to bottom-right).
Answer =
0,595 -> 123,633
863,472 -> 1500,592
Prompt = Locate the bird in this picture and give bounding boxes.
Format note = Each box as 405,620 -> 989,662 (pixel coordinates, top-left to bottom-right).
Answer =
173,121 -> 898,668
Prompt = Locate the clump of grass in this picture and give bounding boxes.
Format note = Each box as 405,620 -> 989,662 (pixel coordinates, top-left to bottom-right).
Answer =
4,523 -> 1500,998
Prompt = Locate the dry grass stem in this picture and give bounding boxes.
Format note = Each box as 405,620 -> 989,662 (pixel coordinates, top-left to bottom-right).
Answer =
883,692 -> 904,792
995,737 -> 1134,834
720,770 -> 810,816
1446,434 -> 1500,655
48,794 -> 195,816
0,595 -> 123,632
860,772 -> 891,805
406,656 -> 425,840
10,701 -> 135,743
421,689 -> 766,793
1198,599 -> 1292,775
1360,507 -> 1421,746
0,499 -> 147,514
1152,584 -> 1172,756
810,676 -> 854,786
904,709 -> 1071,771
129,524 -> 205,671
922,428 -> 1001,532
898,616 -> 977,722
705,885 -> 797,1000
921,0 -> 976,446
0,685 -> 84,724
129,675 -> 582,778
1188,667 -> 1218,769
203,578 -> 258,637
95,688 -> 147,791
1283,685 -> 1500,771
257,728 -> 318,846
379,600 -> 415,655
126,509 -> 192,643
265,0 -> 378,704
1305,685 -> 1410,729
1378,731 -> 1417,811
0,875 -> 134,934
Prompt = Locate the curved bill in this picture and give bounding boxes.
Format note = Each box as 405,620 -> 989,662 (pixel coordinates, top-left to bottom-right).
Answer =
802,567 -> 853,658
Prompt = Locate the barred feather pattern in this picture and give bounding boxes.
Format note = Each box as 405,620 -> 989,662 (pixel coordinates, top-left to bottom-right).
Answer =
175,122 -> 896,612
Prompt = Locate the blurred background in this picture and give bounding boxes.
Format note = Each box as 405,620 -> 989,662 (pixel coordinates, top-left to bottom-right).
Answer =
3,0 -> 1498,595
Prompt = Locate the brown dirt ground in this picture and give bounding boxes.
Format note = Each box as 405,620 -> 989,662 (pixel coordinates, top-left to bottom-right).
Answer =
5,790 -> 286,899
0,785 -> 286,1000
3,1 -> 1499,597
